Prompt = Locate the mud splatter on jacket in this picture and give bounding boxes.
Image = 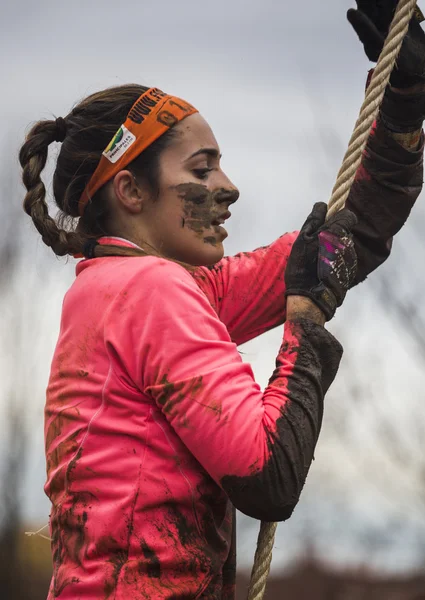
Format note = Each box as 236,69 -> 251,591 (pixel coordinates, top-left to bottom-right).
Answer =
44,121 -> 423,599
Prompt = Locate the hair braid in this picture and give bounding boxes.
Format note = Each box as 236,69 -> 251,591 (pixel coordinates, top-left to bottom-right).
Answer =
19,120 -> 85,256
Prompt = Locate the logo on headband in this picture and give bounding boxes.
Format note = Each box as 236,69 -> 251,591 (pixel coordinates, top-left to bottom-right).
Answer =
103,125 -> 136,164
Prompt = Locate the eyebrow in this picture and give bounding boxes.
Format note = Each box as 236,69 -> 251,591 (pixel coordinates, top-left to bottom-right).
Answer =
187,148 -> 222,160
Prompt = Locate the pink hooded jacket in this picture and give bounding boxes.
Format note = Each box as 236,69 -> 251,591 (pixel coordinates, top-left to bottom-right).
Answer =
44,121 -> 423,599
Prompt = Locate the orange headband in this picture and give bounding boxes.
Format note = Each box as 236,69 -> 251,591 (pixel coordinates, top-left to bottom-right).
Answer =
78,87 -> 198,216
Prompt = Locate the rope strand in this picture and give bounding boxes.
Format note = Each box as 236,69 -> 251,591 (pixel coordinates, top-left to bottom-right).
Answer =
247,1 -> 418,597
25,523 -> 51,542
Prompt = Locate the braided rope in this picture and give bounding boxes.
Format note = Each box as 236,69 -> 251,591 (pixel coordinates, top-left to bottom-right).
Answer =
247,1 -> 418,598
247,522 -> 277,600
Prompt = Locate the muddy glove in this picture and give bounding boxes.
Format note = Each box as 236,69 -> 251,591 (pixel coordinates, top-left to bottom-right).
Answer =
348,1 -> 425,131
347,1 -> 425,88
285,203 -> 358,321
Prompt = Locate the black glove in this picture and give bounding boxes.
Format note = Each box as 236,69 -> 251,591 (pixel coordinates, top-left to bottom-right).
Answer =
285,203 -> 358,321
347,1 -> 425,88
348,1 -> 425,132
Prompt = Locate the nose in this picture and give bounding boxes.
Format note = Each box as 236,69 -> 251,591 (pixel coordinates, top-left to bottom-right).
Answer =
215,170 -> 240,205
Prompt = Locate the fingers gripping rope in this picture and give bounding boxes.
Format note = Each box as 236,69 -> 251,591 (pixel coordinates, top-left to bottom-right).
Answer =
247,1 -> 418,598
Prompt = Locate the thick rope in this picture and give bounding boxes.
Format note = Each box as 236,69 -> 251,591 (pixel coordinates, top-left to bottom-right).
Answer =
246,1 -> 418,598
247,522 -> 277,600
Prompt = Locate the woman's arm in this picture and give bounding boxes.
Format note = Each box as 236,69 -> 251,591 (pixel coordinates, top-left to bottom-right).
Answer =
345,112 -> 423,286
108,259 -> 342,522
345,1 -> 425,285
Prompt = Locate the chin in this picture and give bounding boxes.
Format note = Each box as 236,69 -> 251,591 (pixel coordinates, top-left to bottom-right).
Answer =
186,242 -> 225,267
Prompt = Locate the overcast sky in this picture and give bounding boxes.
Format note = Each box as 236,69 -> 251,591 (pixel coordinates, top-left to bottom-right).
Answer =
1,0 -> 425,575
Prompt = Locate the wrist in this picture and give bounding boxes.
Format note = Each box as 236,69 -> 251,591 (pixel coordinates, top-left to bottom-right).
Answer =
380,87 -> 425,134
286,295 -> 326,326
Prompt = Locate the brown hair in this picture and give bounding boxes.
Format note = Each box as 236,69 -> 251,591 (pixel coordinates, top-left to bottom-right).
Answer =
19,84 -> 177,259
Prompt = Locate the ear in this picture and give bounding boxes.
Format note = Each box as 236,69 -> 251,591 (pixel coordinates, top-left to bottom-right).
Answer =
112,170 -> 144,214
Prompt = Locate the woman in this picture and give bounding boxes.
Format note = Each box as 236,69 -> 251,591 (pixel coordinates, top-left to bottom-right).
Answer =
20,2 -> 425,598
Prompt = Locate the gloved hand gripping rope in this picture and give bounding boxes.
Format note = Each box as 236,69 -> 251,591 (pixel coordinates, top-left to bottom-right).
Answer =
247,1 -> 423,598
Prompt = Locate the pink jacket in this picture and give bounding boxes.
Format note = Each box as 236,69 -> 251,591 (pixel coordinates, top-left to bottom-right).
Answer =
44,121 -> 423,599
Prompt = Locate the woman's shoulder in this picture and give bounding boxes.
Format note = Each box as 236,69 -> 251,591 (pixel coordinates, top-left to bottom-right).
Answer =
71,254 -> 195,307
70,255 -> 202,324
77,254 -> 193,287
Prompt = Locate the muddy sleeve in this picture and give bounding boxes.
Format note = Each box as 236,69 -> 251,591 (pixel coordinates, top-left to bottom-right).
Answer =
192,232 -> 298,346
122,261 -> 343,522
345,119 -> 423,285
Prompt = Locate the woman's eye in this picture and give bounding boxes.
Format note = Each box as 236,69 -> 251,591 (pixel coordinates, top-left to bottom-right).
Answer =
193,168 -> 212,180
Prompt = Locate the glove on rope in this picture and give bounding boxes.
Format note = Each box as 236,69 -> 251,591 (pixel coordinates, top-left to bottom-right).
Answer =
348,0 -> 425,132
285,203 -> 358,321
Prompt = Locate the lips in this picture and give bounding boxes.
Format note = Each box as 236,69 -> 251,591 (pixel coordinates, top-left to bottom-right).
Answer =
211,211 -> 231,227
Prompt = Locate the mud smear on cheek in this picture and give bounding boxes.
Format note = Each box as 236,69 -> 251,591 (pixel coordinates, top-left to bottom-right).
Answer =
203,236 -> 217,245
173,183 -> 218,247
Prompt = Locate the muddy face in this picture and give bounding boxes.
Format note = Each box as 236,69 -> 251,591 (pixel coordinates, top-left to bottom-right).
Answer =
123,113 -> 240,266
